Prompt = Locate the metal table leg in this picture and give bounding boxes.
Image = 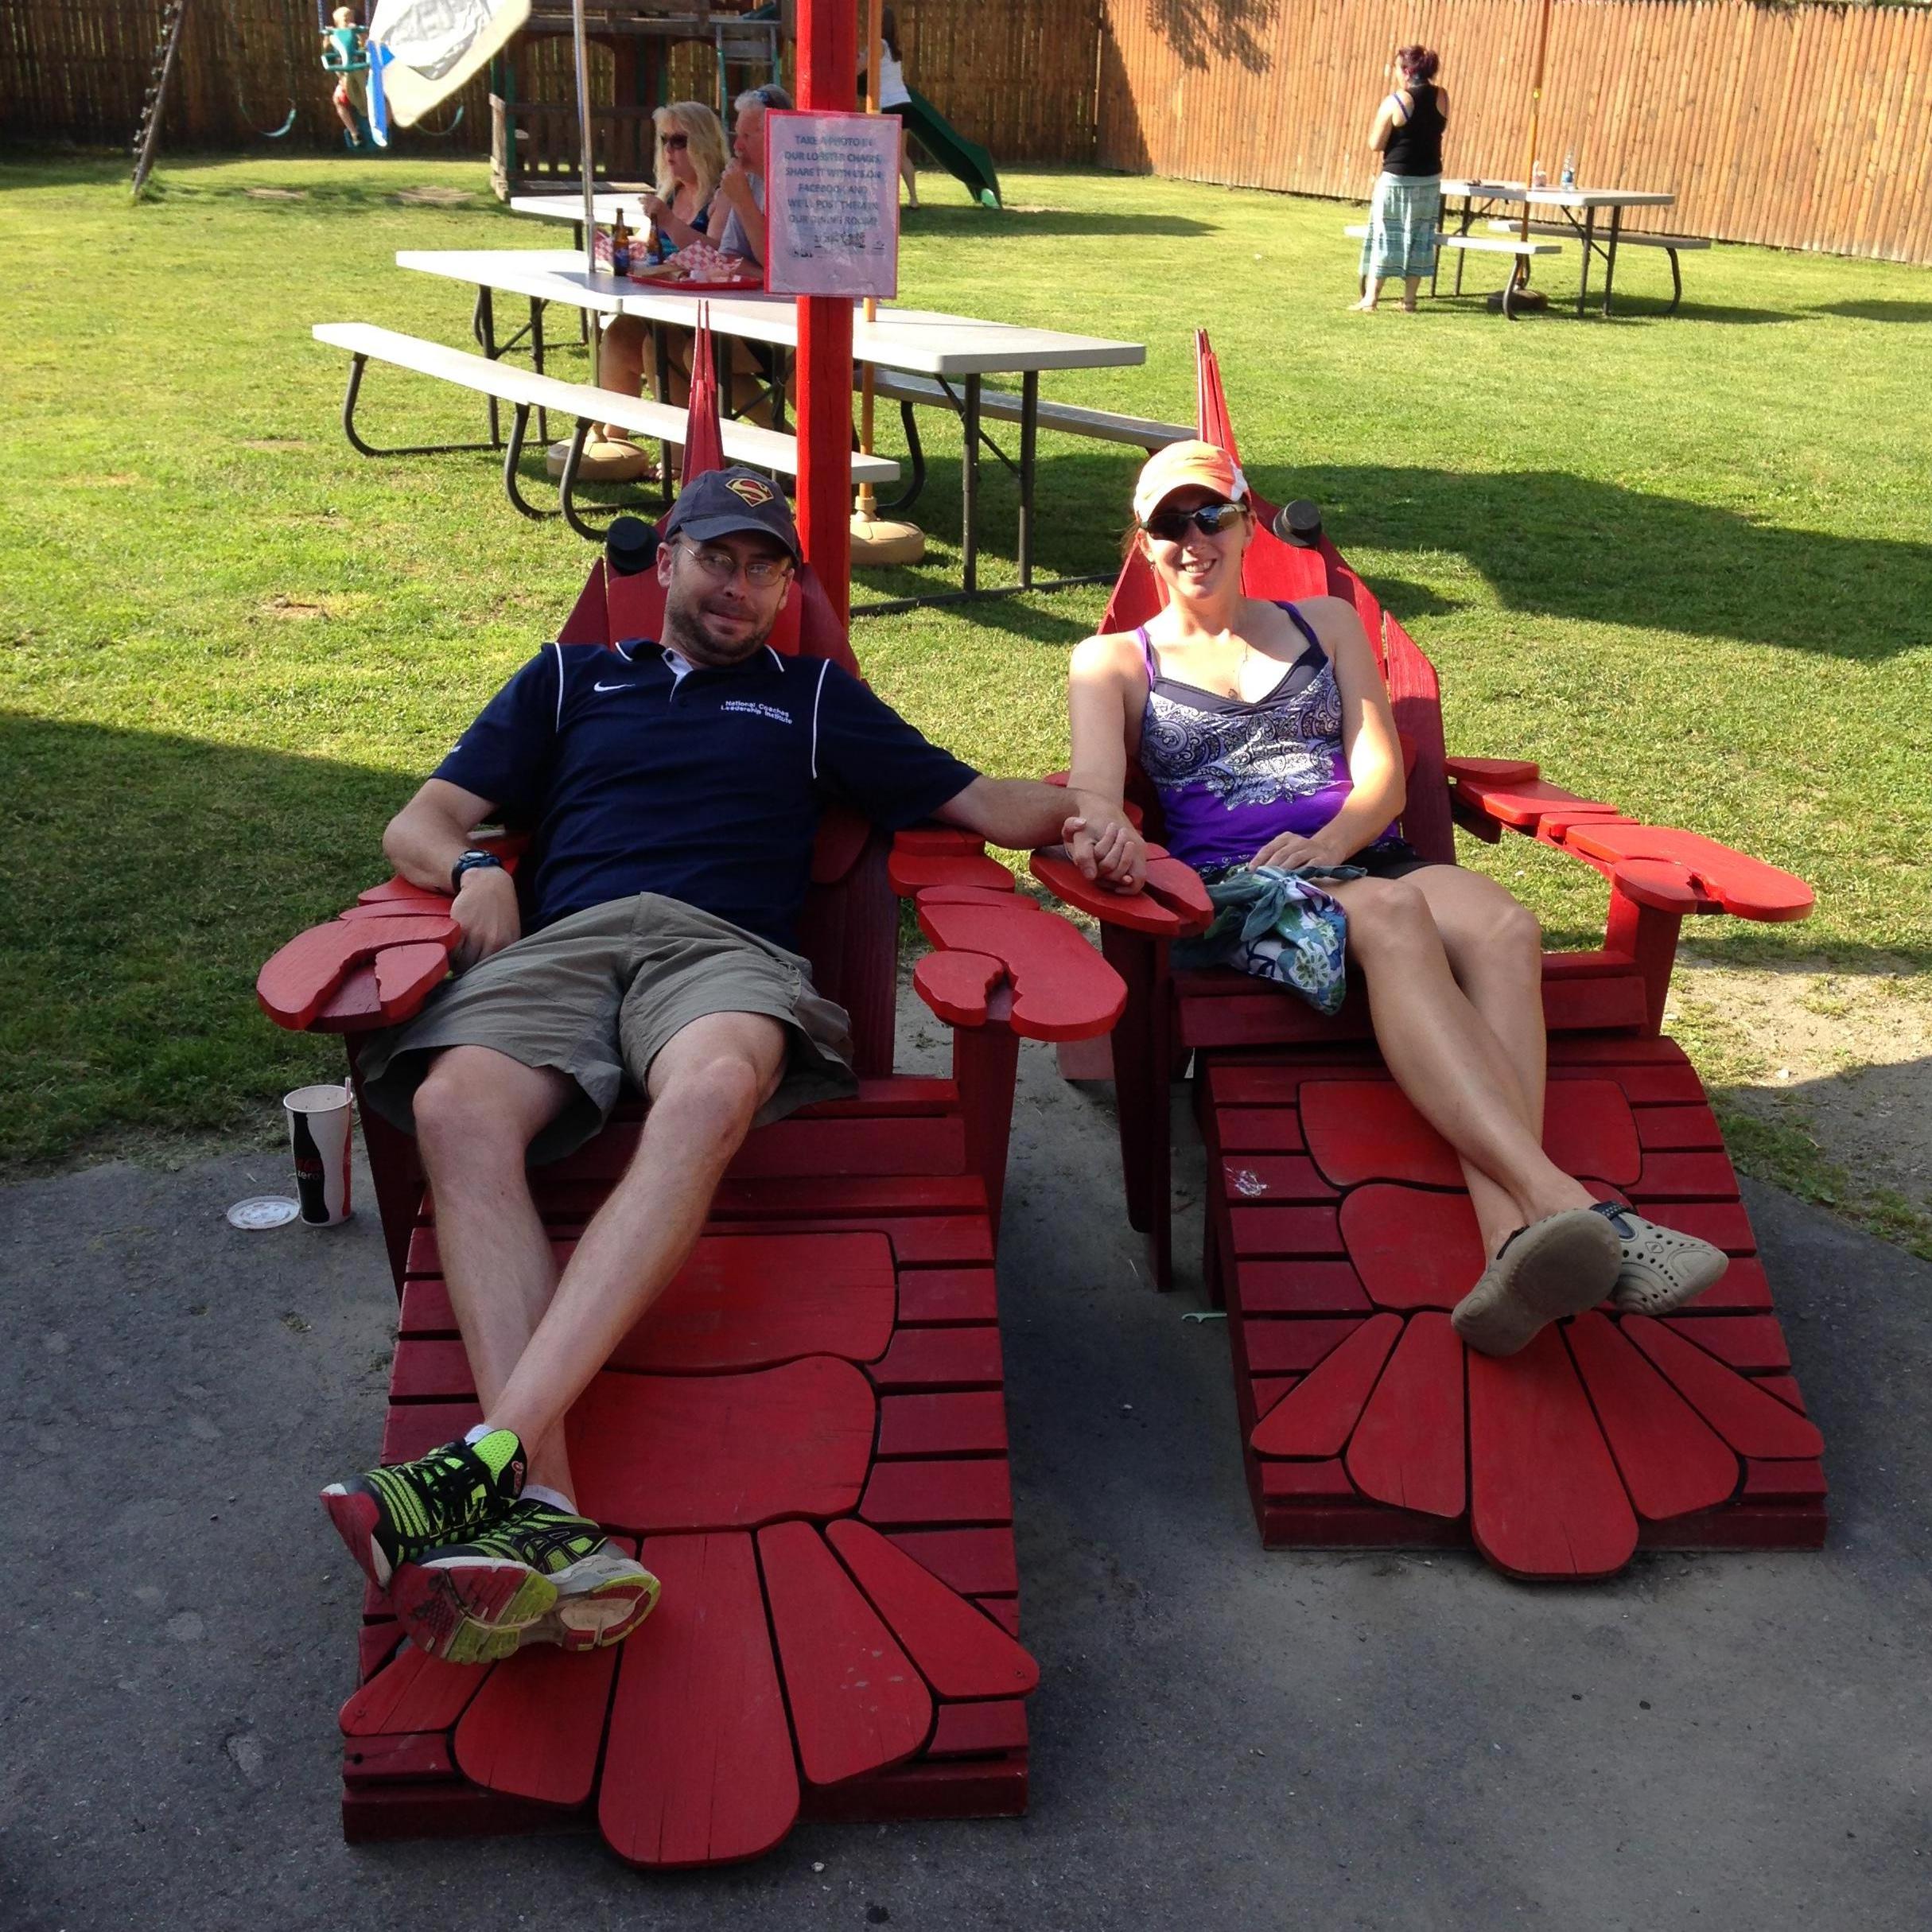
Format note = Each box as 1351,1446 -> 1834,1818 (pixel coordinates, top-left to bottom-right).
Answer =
960,374 -> 981,597
531,296 -> 549,445
472,285 -> 501,447
1603,207 -> 1624,317
1017,370 -> 1038,592
1576,207 -> 1596,317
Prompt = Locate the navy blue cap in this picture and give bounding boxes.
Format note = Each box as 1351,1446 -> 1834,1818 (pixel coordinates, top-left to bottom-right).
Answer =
663,467 -> 802,562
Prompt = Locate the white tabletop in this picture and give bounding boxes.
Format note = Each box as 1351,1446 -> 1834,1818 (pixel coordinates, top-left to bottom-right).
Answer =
1443,179 -> 1676,210
510,192 -> 652,224
397,249 -> 1146,378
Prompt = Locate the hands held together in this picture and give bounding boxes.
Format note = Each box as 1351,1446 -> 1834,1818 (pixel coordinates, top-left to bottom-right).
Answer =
1060,807 -> 1147,892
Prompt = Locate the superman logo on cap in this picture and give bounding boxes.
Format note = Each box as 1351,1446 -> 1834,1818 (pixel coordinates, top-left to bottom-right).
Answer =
727,476 -> 777,507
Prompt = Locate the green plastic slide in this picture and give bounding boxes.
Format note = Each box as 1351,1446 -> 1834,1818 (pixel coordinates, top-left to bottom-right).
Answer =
898,87 -> 1001,209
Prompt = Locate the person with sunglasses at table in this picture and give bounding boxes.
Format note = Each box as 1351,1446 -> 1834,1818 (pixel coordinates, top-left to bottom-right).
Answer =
1066,441 -> 1730,1358
563,100 -> 730,485
319,468 -> 1145,1665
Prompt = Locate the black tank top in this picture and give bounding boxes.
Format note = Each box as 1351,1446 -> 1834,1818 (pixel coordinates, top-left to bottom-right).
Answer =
1382,83 -> 1444,177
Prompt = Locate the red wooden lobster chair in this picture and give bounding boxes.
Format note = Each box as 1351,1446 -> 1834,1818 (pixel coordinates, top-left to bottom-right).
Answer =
1032,332 -> 1825,1582
256,320 -> 1127,1865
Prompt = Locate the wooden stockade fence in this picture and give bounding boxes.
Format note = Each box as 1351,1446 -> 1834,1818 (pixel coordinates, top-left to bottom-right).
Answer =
1100,0 -> 1932,265
6,0 -> 1932,263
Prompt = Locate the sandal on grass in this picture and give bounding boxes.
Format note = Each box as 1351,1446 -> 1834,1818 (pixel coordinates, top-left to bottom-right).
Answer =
1450,1206 -> 1622,1359
1590,1201 -> 1730,1315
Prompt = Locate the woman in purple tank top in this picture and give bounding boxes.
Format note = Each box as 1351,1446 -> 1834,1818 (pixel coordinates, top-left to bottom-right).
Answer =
1067,441 -> 1728,1354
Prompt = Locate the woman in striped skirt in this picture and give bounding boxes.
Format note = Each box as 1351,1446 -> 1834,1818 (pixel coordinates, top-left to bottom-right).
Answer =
1355,46 -> 1448,313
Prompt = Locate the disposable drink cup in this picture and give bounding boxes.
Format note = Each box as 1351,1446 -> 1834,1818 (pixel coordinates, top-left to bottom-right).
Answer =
285,1081 -> 355,1226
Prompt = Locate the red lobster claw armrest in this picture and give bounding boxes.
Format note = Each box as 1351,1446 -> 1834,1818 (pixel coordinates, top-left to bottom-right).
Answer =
257,911 -> 461,1032
1028,844 -> 1215,939
912,886 -> 1125,1042
1564,822 -> 1814,923
887,826 -> 1017,896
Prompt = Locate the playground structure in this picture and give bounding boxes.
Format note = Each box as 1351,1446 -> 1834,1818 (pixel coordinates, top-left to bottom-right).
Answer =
1031,336 -> 1824,1581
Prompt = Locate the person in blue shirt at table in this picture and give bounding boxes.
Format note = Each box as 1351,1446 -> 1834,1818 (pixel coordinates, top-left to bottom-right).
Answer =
319,468 -> 1145,1666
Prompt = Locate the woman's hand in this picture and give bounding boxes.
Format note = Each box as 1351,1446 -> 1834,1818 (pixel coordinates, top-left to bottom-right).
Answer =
641,191 -> 670,223
1063,811 -> 1148,892
450,866 -> 522,970
1252,826 -> 1355,873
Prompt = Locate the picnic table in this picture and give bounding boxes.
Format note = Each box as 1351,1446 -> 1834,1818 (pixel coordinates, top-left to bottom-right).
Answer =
1438,181 -> 1692,317
395,247 -> 1153,608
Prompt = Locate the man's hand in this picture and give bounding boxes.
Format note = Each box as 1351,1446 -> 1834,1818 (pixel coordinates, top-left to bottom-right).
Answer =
1062,811 -> 1147,892
1251,826 -> 1355,873
717,160 -> 751,209
450,866 -> 521,970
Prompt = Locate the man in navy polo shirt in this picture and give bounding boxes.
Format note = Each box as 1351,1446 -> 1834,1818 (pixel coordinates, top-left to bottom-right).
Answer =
321,468 -> 1145,1665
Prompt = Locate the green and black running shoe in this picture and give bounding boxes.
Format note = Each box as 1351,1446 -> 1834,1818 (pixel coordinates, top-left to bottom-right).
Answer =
389,1499 -> 662,1666
321,1429 -> 526,1592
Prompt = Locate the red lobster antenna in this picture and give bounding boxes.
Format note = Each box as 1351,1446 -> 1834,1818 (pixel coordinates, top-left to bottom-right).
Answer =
682,301 -> 727,484
1194,327 -> 1242,463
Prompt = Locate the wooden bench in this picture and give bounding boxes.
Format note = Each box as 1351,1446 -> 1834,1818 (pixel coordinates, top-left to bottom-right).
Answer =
857,367 -> 1190,519
1347,226 -> 1562,318
313,323 -> 900,542
1487,220 -> 1710,309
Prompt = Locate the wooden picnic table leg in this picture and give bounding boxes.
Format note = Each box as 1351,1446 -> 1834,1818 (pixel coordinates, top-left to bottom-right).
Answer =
1017,371 -> 1037,593
960,374 -> 981,597
1576,208 -> 1596,318
1603,207 -> 1624,317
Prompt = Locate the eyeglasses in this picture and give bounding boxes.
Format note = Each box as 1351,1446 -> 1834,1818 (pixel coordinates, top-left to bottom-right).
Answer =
1141,500 -> 1246,543
660,132 -> 689,150
678,540 -> 793,588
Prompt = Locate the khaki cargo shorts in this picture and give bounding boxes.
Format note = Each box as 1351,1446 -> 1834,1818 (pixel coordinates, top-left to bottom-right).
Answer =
356,892 -> 857,1164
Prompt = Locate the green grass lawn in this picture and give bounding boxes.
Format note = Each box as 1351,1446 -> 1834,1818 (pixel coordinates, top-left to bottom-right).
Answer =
4,153 -> 1929,1246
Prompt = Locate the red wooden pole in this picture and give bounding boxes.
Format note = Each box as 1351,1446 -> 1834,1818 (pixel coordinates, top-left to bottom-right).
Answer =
795,0 -> 857,622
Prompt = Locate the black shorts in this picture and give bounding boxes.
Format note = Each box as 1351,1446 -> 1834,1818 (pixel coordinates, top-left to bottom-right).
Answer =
1351,838 -> 1435,880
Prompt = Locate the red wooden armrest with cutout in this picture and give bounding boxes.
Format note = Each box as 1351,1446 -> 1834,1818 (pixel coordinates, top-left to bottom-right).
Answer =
884,829 -> 1129,1043
1445,756 -> 1813,924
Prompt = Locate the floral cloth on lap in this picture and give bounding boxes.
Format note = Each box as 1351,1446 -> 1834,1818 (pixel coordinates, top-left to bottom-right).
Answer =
1172,865 -> 1366,1015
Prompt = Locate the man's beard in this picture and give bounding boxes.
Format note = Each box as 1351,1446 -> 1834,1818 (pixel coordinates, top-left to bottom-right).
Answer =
662,577 -> 777,667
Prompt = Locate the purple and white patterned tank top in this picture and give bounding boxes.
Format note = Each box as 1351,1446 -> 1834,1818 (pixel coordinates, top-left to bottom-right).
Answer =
1136,604 -> 1394,875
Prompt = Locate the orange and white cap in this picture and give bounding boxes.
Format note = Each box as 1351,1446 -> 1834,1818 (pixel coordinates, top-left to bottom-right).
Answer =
1133,440 -> 1248,523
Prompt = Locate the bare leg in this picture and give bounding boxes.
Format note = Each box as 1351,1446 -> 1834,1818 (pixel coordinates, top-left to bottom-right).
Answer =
1352,277 -> 1384,312
593,314 -> 647,445
1330,877 -> 1593,1236
1402,867 -> 1553,1258
484,1011 -> 788,1473
1401,274 -> 1422,311
900,124 -> 918,207
413,1048 -> 579,1496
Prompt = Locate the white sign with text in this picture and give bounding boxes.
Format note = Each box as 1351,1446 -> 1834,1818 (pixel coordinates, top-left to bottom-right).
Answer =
763,110 -> 901,300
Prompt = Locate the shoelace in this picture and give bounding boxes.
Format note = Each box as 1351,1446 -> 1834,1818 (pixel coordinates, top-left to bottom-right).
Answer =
387,1442 -> 503,1536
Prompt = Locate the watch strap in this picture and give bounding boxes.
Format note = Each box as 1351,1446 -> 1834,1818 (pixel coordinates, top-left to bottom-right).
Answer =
451,849 -> 506,894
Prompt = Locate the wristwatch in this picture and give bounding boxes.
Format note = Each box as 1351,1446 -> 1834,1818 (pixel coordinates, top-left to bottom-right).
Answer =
450,849 -> 506,894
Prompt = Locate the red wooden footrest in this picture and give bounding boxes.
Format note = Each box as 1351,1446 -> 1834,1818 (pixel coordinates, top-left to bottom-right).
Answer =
1203,1034 -> 1826,1576
342,1094 -> 1036,1864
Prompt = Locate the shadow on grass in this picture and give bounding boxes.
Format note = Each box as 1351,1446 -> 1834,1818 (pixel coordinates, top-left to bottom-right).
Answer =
0,713 -> 410,1167
1251,463 -> 1932,659
1811,300 -> 1932,325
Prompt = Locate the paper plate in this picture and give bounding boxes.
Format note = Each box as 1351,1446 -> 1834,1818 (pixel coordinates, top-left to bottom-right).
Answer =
227,1195 -> 301,1230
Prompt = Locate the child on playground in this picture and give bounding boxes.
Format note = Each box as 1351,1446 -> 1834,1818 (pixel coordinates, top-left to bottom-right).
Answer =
322,6 -> 372,151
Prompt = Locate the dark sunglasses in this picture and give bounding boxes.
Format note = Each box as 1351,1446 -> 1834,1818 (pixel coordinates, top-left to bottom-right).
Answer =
660,132 -> 689,150
1142,500 -> 1246,543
